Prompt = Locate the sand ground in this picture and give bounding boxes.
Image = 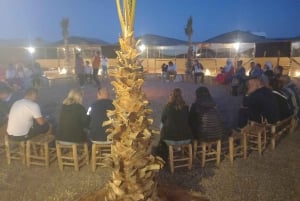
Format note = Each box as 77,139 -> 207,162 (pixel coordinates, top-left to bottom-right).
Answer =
0,77 -> 299,201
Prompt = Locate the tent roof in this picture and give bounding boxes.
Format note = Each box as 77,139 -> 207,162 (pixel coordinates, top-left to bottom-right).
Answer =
137,34 -> 187,46
290,35 -> 300,41
49,36 -> 110,46
0,38 -> 48,47
204,30 -> 269,43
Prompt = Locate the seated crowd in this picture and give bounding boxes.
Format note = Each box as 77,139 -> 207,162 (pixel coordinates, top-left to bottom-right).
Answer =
161,59 -> 205,84
161,61 -> 177,81
1,86 -> 114,148
237,62 -> 300,128
158,60 -> 300,160
157,87 -> 229,160
1,60 -> 299,167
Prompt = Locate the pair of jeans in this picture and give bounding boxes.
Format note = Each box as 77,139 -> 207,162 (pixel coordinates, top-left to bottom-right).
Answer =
92,68 -> 100,86
8,122 -> 49,141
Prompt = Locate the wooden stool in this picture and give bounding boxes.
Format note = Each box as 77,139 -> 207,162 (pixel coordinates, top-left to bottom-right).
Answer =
91,141 -> 112,172
194,139 -> 221,167
165,140 -> 193,173
56,141 -> 89,171
229,130 -> 247,164
221,137 -> 229,157
0,124 -> 7,154
267,116 -> 294,150
291,115 -> 298,132
5,135 -> 26,165
246,123 -> 266,156
26,134 -> 56,168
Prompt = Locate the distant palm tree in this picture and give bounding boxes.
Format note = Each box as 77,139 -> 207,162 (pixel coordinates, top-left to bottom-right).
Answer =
185,16 -> 194,78
60,17 -> 70,71
185,16 -> 193,46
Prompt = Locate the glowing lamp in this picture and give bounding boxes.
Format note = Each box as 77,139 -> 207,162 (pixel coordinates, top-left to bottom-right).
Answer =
205,69 -> 211,76
26,46 -> 36,54
139,44 -> 146,52
234,42 -> 240,51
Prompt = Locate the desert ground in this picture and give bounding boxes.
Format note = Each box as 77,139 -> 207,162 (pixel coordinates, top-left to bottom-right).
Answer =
0,76 -> 299,201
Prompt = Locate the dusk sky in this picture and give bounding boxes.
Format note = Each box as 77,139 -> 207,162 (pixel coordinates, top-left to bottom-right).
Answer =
0,0 -> 300,43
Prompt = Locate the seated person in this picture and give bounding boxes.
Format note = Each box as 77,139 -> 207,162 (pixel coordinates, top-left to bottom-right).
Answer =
161,63 -> 168,80
31,62 -> 44,88
269,79 -> 293,120
273,65 -> 283,80
0,86 -> 13,127
238,77 -> 280,128
192,59 -> 204,84
249,62 -> 264,79
87,87 -> 114,142
157,88 -> 192,159
280,75 -> 300,119
263,61 -> 274,77
6,88 -> 49,141
56,88 -> 89,143
84,60 -> 93,83
231,60 -> 246,96
166,61 -> 177,80
189,87 -> 227,141
215,58 -> 234,84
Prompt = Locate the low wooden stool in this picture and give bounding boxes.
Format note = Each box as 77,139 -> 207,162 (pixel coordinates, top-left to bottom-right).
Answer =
26,134 -> 56,168
165,140 -> 193,173
290,115 -> 298,133
194,139 -> 221,167
0,124 -> 7,154
246,123 -> 266,156
221,137 -> 229,157
229,130 -> 247,165
5,135 -> 26,165
56,141 -> 89,171
169,74 -> 176,81
267,116 -> 294,150
91,140 -> 112,172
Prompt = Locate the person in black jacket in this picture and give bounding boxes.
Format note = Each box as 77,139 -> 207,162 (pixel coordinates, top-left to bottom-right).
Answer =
0,85 -> 13,127
189,86 -> 226,140
238,77 -> 280,128
87,87 -> 114,142
160,88 -> 192,142
156,88 -> 192,160
57,88 -> 89,143
269,78 -> 293,120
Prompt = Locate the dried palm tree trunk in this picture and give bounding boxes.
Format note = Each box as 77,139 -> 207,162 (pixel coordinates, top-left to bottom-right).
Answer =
103,1 -> 164,200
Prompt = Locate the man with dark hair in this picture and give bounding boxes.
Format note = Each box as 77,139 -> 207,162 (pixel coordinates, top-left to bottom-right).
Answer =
7,88 -> 49,141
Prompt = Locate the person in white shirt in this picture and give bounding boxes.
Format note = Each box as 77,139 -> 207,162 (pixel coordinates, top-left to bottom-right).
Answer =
101,55 -> 108,77
84,60 -> 93,83
7,88 -> 49,141
193,59 -> 204,84
167,61 -> 176,80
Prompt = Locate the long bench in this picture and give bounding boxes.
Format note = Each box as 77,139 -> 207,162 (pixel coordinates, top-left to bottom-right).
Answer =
249,115 -> 297,150
46,75 -> 75,86
265,115 -> 296,150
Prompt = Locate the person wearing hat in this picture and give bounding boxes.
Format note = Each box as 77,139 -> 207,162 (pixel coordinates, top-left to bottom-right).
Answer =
215,58 -> 234,84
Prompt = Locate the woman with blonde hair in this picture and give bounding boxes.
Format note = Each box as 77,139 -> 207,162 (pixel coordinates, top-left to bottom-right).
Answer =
57,88 -> 89,143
